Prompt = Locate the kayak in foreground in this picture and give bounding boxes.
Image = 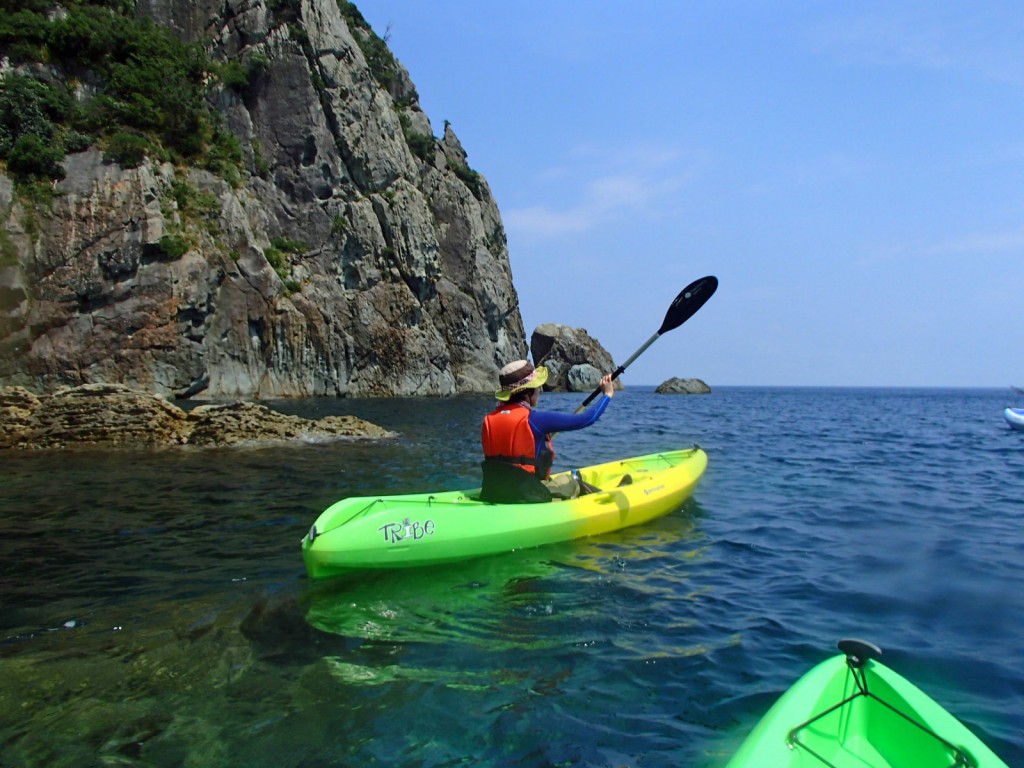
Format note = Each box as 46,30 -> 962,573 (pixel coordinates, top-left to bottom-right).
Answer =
726,639 -> 1009,768
301,446 -> 707,579
1004,407 -> 1024,431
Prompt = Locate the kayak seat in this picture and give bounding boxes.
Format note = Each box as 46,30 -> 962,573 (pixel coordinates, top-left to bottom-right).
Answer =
480,460 -> 552,504
569,469 -> 602,496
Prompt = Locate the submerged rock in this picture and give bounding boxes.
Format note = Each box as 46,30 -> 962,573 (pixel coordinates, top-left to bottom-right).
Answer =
0,384 -> 395,450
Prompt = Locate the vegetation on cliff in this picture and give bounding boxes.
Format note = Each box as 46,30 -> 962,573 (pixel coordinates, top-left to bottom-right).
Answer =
0,0 -> 241,183
0,0 -> 480,195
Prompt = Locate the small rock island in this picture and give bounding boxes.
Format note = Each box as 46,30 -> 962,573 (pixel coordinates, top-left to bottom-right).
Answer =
655,378 -> 711,394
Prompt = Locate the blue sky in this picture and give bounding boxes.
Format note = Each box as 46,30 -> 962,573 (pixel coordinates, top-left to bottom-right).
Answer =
357,2 -> 1023,387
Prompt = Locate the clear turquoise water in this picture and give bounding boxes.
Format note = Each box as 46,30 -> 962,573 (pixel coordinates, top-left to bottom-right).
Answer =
1,387 -> 1022,767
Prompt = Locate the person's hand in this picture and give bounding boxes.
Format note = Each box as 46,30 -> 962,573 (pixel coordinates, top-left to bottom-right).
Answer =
600,373 -> 615,397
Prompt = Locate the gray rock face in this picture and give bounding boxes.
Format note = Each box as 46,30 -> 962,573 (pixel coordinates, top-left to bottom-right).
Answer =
0,0 -> 525,398
566,364 -> 603,393
0,384 -> 394,450
655,377 -> 711,394
530,323 -> 618,393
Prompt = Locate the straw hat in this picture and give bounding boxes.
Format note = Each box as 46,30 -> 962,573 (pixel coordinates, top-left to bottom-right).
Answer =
495,360 -> 549,401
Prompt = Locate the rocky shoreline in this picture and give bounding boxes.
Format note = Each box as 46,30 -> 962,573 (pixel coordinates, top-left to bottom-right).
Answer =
0,371 -> 712,451
0,384 -> 396,451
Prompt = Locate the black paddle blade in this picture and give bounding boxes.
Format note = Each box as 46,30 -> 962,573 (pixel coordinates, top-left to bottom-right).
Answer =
658,275 -> 718,335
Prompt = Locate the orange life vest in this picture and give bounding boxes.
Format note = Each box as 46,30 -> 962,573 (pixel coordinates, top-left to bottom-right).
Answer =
481,402 -> 554,478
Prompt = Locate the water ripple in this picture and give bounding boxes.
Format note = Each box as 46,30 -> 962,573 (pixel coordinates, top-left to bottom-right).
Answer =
1,388 -> 1023,766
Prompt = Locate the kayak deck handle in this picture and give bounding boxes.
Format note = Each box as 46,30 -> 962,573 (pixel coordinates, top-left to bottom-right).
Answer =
838,637 -> 882,668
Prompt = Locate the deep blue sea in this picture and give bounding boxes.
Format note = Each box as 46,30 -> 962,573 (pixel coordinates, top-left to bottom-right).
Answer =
1,387 -> 1022,767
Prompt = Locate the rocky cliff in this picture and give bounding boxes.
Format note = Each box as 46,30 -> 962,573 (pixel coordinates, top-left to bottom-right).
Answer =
531,322 -> 620,393
0,0 -> 526,398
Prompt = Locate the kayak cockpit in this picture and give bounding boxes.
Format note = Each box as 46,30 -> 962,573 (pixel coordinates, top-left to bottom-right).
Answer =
787,639 -> 977,768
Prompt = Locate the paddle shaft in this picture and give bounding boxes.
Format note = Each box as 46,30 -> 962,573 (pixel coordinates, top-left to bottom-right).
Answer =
575,275 -> 718,413
576,331 -> 659,411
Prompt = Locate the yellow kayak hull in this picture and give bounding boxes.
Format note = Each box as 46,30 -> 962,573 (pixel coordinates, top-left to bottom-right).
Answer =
301,446 -> 707,579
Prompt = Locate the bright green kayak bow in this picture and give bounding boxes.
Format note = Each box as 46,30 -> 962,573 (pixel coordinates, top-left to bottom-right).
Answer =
726,639 -> 1009,768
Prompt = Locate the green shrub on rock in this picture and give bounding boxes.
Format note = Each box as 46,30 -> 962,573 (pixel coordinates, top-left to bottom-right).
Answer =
105,131 -> 151,168
5,134 -> 66,181
0,2 -> 244,183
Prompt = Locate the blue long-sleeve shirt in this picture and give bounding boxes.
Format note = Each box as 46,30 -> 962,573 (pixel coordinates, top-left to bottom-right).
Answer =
527,394 -> 611,458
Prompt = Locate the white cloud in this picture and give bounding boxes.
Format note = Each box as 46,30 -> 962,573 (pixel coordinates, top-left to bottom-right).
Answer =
925,228 -> 1024,256
805,8 -> 1024,84
857,227 -> 1024,271
504,205 -> 592,237
504,143 -> 697,240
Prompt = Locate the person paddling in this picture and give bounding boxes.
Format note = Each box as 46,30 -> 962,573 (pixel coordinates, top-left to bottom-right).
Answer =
480,360 -> 615,503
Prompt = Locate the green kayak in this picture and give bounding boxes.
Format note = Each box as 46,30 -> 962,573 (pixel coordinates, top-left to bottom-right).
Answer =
301,446 -> 707,579
726,639 -> 1009,768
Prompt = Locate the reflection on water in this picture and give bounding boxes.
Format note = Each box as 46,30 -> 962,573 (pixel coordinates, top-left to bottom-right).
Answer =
304,506 -> 707,652
2,388 -> 1023,766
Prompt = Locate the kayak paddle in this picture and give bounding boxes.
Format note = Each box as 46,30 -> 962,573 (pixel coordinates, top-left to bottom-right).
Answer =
577,275 -> 718,411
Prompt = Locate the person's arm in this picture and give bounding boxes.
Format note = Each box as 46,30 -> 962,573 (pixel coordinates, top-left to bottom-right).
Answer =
530,394 -> 610,434
530,373 -> 615,434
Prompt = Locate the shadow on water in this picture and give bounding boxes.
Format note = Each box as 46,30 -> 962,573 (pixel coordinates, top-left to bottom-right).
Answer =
303,500 -> 709,653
